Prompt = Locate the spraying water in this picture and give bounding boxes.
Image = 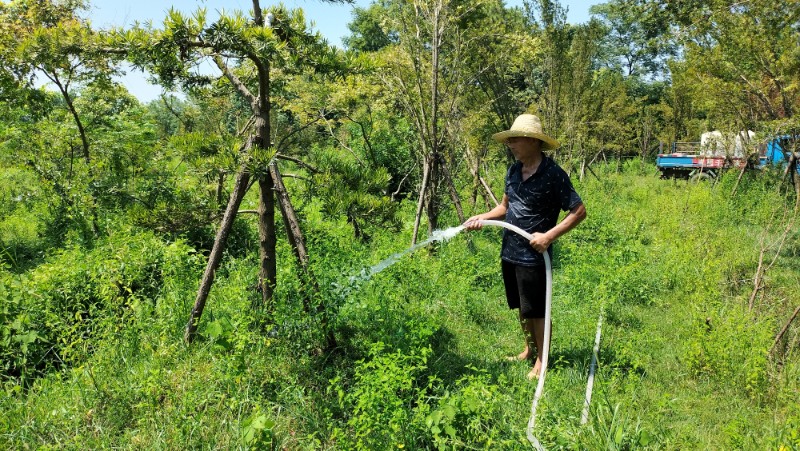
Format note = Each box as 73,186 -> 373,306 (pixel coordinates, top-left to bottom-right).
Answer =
348,225 -> 465,284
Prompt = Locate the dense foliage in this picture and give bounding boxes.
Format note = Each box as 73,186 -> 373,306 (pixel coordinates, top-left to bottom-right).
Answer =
2,165 -> 799,448
1,0 -> 799,448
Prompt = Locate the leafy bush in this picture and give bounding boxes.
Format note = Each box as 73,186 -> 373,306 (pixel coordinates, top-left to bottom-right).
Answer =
330,340 -> 433,449
425,370 -> 513,449
684,309 -> 771,397
0,229 -> 196,383
0,167 -> 50,268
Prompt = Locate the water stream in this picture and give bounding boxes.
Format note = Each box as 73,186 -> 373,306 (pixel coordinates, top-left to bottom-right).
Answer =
348,225 -> 465,284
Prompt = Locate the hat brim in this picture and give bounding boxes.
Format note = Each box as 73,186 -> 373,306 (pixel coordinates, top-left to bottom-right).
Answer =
492,131 -> 560,150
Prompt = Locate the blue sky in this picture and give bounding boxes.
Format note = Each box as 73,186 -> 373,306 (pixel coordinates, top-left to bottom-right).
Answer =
84,0 -> 598,101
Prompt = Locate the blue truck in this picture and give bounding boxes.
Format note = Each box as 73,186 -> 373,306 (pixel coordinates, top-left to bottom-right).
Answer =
657,136 -> 799,180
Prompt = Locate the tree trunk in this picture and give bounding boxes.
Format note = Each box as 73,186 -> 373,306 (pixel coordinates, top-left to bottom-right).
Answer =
479,175 -> 499,207
466,147 -> 498,208
270,162 -> 336,349
426,154 -> 441,235
470,162 -> 479,207
731,150 -> 757,196
55,77 -> 99,235
257,174 -> 276,312
426,4 -> 442,236
439,154 -> 465,223
411,156 -> 431,246
269,162 -> 312,277
185,168 -> 251,342
253,41 -> 273,313
57,83 -> 90,164
585,160 -> 602,182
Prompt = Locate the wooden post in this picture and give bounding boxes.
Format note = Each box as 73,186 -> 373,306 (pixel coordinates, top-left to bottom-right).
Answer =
185,167 -> 251,343
269,162 -> 335,349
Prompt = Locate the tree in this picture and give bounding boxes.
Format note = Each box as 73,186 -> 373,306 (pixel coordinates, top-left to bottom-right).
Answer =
115,2 -> 350,345
0,0 -> 120,235
285,71 -> 406,241
451,2 -> 533,207
671,0 -> 800,125
523,0 -> 573,136
343,3 -> 396,53
521,0 -> 672,168
590,0 -> 675,79
666,0 -> 800,193
377,0 -> 521,244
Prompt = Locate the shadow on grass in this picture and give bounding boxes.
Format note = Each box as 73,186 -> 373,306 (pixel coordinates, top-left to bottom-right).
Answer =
546,341 -> 646,379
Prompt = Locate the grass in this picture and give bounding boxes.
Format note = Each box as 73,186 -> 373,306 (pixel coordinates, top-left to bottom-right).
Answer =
2,162 -> 799,449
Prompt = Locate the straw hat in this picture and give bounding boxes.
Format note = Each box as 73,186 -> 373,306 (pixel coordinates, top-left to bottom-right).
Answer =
492,114 -> 560,150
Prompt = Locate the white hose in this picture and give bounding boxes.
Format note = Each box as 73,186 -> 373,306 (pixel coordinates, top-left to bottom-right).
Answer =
477,219 -> 533,241
581,313 -> 603,425
476,220 -> 550,449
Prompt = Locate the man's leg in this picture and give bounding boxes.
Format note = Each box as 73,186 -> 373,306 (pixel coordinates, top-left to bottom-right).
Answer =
528,318 -> 551,379
517,311 -> 536,361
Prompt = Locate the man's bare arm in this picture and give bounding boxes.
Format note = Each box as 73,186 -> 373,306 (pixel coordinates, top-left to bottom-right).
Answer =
529,203 -> 586,252
463,194 -> 510,230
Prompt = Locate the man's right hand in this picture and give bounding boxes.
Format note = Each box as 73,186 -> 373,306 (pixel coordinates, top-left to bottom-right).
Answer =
463,215 -> 485,231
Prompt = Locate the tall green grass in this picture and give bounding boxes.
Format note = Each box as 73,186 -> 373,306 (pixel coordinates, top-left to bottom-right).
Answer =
2,162 -> 799,449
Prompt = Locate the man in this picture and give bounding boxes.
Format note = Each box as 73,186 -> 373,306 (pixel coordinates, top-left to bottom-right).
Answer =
464,114 -> 586,379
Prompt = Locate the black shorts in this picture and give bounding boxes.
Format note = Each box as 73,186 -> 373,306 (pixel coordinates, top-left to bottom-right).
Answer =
501,260 -> 547,319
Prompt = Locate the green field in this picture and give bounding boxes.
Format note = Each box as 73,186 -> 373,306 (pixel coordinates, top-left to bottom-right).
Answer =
3,0 -> 800,448
2,164 -> 798,449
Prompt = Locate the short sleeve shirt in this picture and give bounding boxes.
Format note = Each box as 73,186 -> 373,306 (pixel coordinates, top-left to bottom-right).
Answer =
501,156 -> 582,267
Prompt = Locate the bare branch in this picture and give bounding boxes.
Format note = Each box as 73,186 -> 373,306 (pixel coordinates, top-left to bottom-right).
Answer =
280,173 -> 311,182
275,116 -> 322,150
212,55 -> 258,112
324,116 -> 365,166
771,305 -> 800,355
274,153 -> 320,174
252,0 -> 263,26
237,115 -> 256,138
391,162 -> 417,202
343,111 -> 376,163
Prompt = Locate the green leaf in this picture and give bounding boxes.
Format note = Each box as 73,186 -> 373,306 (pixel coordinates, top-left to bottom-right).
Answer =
250,414 -> 269,430
639,430 -> 652,446
206,321 -> 223,339
242,413 -> 270,444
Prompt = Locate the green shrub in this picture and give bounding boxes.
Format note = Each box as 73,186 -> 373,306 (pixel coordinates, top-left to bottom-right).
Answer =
0,229 -> 196,383
330,323 -> 436,449
0,167 -> 50,268
684,309 -> 770,397
425,370 -> 514,449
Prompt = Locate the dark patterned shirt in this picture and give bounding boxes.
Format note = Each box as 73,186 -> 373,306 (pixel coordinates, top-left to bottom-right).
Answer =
501,156 -> 582,267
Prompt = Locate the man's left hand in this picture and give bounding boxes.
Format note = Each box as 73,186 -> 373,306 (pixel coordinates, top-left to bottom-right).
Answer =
529,232 -> 553,253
